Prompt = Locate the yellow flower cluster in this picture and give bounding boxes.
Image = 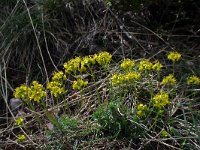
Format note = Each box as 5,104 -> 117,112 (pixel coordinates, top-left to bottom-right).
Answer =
52,71 -> 66,82
94,51 -> 112,66
167,51 -> 181,62
72,78 -> 88,90
15,117 -> 24,126
138,59 -> 153,72
152,60 -> 163,71
161,74 -> 176,85
136,103 -> 147,117
47,81 -> 65,97
29,81 -> 47,103
152,91 -> 169,109
64,56 -> 82,74
187,75 -> 200,85
47,71 -> 66,97
17,135 -> 26,142
64,52 -> 112,74
111,71 -> 141,85
120,58 -> 135,70
14,84 -> 31,100
161,130 -> 169,138
14,81 -> 46,103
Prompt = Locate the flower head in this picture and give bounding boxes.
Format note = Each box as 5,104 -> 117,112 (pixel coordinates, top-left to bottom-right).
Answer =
136,103 -> 148,117
187,75 -> 200,85
167,51 -> 181,62
52,71 -> 66,82
138,59 -> 153,72
152,60 -> 163,71
17,135 -> 26,142
29,81 -> 47,103
13,84 -> 31,100
111,73 -> 124,85
47,81 -> 65,97
94,51 -> 112,66
161,74 -> 176,85
72,79 -> 88,90
64,56 -> 82,74
152,91 -> 169,109
125,71 -> 141,82
120,58 -> 135,70
15,117 -> 24,126
161,130 -> 169,138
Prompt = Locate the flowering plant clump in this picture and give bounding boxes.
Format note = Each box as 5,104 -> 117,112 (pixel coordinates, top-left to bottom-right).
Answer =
187,75 -> 200,85
47,81 -> 65,97
124,71 -> 141,82
29,81 -> 47,103
167,51 -> 181,62
152,91 -> 169,109
15,117 -> 24,126
81,56 -> 96,70
14,84 -> 31,100
152,60 -> 163,71
120,58 -> 135,70
111,73 -> 124,85
63,56 -> 82,74
52,71 -> 66,82
17,135 -> 26,142
136,103 -> 148,117
72,78 -> 88,90
138,59 -> 153,72
161,74 -> 176,85
94,51 -> 112,66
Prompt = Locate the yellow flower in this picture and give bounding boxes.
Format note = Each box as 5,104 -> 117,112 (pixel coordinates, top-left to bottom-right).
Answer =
111,73 -> 124,85
152,60 -> 163,71
17,135 -> 26,142
94,51 -> 112,66
161,74 -> 176,85
138,59 -> 153,72
15,117 -> 24,126
125,71 -> 141,81
47,81 -> 65,97
187,75 -> 200,85
120,58 -> 135,70
29,81 -> 47,103
72,79 -> 88,90
167,51 -> 181,62
13,84 -> 31,100
52,71 -> 66,82
152,91 -> 169,109
63,56 -> 82,74
161,130 -> 169,138
136,103 -> 147,117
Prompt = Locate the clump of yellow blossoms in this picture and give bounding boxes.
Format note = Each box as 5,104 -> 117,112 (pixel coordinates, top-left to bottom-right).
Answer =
161,74 -> 176,85
152,60 -> 163,71
125,71 -> 141,82
111,71 -> 140,85
52,71 -> 66,82
29,81 -> 47,103
81,56 -> 96,70
15,117 -> 24,126
136,103 -> 147,117
94,51 -> 112,66
14,84 -> 31,100
167,51 -> 181,62
138,59 -> 153,72
187,75 -> 200,85
14,81 -> 46,103
47,81 -> 65,97
152,91 -> 169,109
17,135 -> 26,142
63,56 -> 82,74
111,73 -> 124,85
120,58 -> 135,70
72,78 -> 88,90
